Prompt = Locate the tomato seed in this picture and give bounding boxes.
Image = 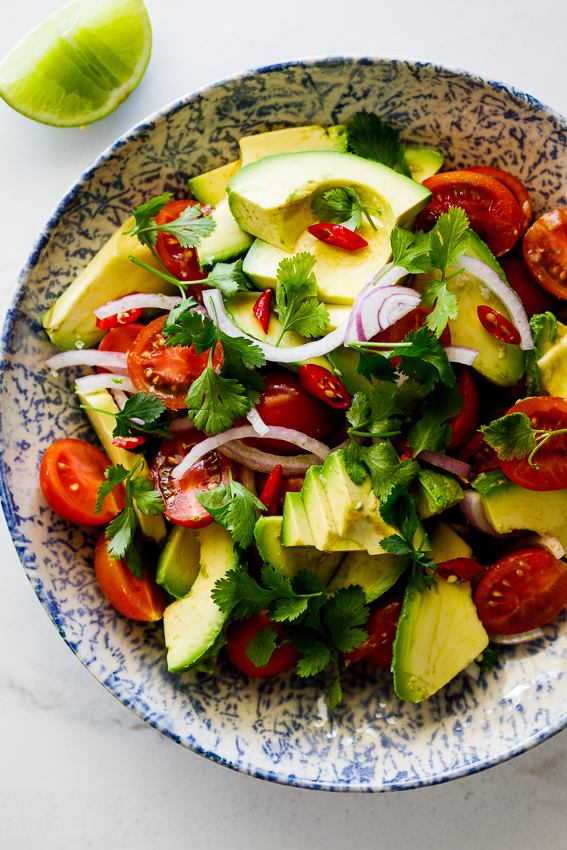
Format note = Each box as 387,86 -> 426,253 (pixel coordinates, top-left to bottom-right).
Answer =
69,483 -> 79,491
516,569 -> 524,577
57,462 -> 69,470
492,590 -> 503,597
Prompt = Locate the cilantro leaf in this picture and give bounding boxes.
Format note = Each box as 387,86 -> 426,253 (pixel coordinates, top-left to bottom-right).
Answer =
345,441 -> 419,501
380,485 -> 436,590
205,259 -> 252,298
196,471 -> 265,549
185,359 -> 252,435
245,627 -> 279,668
212,569 -> 275,619
125,195 -> 215,250
429,207 -> 471,277
421,275 -> 459,337
82,392 -> 172,441
322,585 -> 368,654
396,327 -> 456,392
96,464 -> 131,515
130,477 -> 167,515
327,676 -> 343,710
390,227 -> 434,274
355,349 -> 397,383
274,253 -> 329,344
162,303 -> 217,351
480,411 -> 537,460
311,186 -> 380,232
477,647 -> 500,673
407,383 -> 463,456
293,634 -> 332,677
347,113 -> 411,177
123,193 -> 173,248
346,391 -> 371,430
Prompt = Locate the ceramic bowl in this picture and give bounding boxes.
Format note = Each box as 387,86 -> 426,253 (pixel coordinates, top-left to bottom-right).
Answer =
2,57 -> 567,792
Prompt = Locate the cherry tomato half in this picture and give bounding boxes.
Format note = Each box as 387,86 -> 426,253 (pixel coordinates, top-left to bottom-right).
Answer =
523,209 -> 567,300
463,165 -> 532,236
474,548 -> 567,634
446,365 -> 480,450
225,611 -> 301,677
499,251 -> 556,318
94,531 -> 166,621
246,370 -> 344,454
307,223 -> 368,250
477,305 -> 521,345
97,322 -> 145,374
343,588 -> 403,669
154,200 -> 210,282
497,397 -> 567,491
40,438 -> 125,526
150,433 -> 233,527
128,314 -> 223,410
417,171 -> 522,257
298,364 -> 351,409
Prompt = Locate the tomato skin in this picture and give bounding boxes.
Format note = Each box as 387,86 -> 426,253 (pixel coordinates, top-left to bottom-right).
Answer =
154,200 -> 210,282
343,588 -> 403,669
225,611 -> 301,677
497,397 -> 567,491
308,223 -> 368,250
523,209 -> 567,300
246,370 -> 344,454
128,314 -> 222,410
474,548 -> 567,634
94,531 -> 166,622
499,251 -> 556,318
97,322 -> 145,373
457,431 -> 499,477
298,364 -> 351,409
150,433 -> 233,527
40,439 -> 125,526
417,171 -> 522,257
463,165 -> 532,236
446,365 -> 480,449
371,306 -> 451,348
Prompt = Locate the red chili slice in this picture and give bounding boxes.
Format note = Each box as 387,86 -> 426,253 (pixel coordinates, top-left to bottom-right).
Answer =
477,305 -> 521,345
307,223 -> 368,250
298,364 -> 351,409
253,288 -> 273,334
112,435 -> 146,450
436,558 -> 485,582
95,292 -> 143,330
258,464 -> 283,516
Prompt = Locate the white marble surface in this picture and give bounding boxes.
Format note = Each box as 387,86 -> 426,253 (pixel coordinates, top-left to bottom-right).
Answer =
2,1 -> 567,846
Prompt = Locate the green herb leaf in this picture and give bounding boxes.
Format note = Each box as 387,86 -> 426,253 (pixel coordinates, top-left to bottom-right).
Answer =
380,484 -> 436,590
124,193 -> 173,248
355,350 -> 397,383
480,411 -> 537,460
311,186 -> 380,232
196,471 -> 266,549
477,647 -> 500,673
407,383 -> 463,456
185,358 -> 252,435
390,227 -> 434,275
345,440 -> 419,501
245,627 -> 279,668
327,675 -> 343,710
274,252 -> 329,344
396,327 -> 456,393
429,207 -> 471,277
125,194 -> 215,250
205,259 -> 252,298
348,113 -> 411,177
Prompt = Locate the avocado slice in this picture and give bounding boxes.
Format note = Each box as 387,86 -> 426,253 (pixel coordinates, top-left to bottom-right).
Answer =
227,150 -> 431,253
326,346 -> 375,397
392,572 -> 488,702
428,519 -> 473,562
239,124 -> 348,167
537,320 -> 567,396
327,550 -> 407,603
157,525 -> 201,598
301,466 -> 363,552
42,216 -> 179,351
281,492 -> 315,546
195,199 -> 254,269
76,387 -> 167,546
163,522 -> 239,674
255,515 -> 343,582
404,146 -> 444,183
188,160 -> 240,206
413,467 -> 463,520
471,469 -> 567,547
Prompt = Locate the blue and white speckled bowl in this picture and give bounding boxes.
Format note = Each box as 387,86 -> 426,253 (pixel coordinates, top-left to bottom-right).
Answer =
2,57 -> 567,792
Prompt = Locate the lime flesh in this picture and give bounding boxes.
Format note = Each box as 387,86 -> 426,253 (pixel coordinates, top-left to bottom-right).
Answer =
0,0 -> 152,127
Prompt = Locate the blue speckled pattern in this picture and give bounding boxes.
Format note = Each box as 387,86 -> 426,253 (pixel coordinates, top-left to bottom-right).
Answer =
2,57 -> 567,792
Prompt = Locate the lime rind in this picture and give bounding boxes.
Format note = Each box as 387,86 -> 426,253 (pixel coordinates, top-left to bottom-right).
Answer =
0,0 -> 152,127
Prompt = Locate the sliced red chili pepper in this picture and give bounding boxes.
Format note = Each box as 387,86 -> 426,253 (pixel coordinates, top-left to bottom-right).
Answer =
95,292 -> 143,331
298,365 -> 351,409
253,288 -> 273,334
307,223 -> 368,251
112,435 -> 146,450
436,558 -> 485,582
258,465 -> 283,516
477,305 -> 521,345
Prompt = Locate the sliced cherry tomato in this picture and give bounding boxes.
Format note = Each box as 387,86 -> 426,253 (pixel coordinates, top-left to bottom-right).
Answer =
463,165 -> 532,236
128,314 -> 223,410
258,465 -> 282,516
474,547 -> 567,634
94,531 -> 166,621
496,397 -> 567,491
371,306 -> 452,348
97,322 -> 145,374
154,200 -> 211,282
436,558 -> 485,582
112,435 -> 146,450
253,288 -> 273,334
95,292 -> 143,331
307,222 -> 368,250
298,364 -> 351,409
499,251 -> 556,318
246,371 -> 344,454
477,305 -> 521,345
446,365 -> 480,450
457,431 -> 499,478
40,438 -> 125,526
225,611 -> 301,677
150,433 -> 233,527
523,209 -> 567,300
343,588 -> 403,669
417,171 -> 522,256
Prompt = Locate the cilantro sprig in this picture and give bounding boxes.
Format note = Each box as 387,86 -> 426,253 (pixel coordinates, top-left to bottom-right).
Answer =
95,460 -> 165,577
81,392 -> 173,440
481,410 -> 567,468
347,112 -> 412,178
379,485 -> 437,591
196,470 -> 266,550
273,253 -> 329,346
311,187 -> 380,232
124,193 -> 216,250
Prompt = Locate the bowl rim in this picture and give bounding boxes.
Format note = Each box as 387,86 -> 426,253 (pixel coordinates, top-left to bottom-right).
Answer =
2,54 -> 567,792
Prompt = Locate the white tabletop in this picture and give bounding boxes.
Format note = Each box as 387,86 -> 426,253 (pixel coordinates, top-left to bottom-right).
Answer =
2,1 -> 567,846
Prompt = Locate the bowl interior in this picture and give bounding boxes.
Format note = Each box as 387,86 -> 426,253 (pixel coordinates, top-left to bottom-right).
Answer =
2,57 -> 567,791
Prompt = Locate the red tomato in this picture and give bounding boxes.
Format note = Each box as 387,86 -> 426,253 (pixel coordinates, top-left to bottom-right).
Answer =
128,314 -> 223,410
417,171 -> 522,256
343,588 -> 403,669
246,370 -> 344,454
499,251 -> 556,318
298,364 -> 351,409
94,531 -> 166,621
474,548 -> 567,634
477,305 -> 521,345
40,439 -> 125,526
523,209 -> 567,300
371,306 -> 452,348
446,365 -> 480,449
497,397 -> 567,491
97,322 -> 145,374
457,432 -> 499,477
150,433 -> 233,527
307,222 -> 368,250
154,199 -> 210,282
463,165 -> 532,236
225,611 -> 301,677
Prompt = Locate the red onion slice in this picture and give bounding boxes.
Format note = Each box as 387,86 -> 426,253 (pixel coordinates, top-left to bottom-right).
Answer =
444,346 -> 479,366
489,628 -> 545,645
345,264 -> 418,342
463,661 -> 481,682
460,490 -> 517,539
168,416 -> 196,434
74,373 -> 137,395
419,450 -> 471,479
204,289 -> 348,363
459,255 -> 534,351
220,441 -> 321,475
94,293 -> 183,319
46,350 -> 129,375
247,408 -> 269,436
172,425 -> 331,479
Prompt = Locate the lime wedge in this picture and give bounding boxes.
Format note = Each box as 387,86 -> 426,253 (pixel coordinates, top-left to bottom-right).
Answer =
0,0 -> 151,127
